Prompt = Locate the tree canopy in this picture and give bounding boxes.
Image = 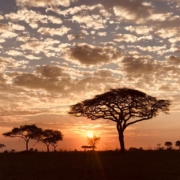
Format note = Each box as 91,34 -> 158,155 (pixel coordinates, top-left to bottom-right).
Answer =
2,124 -> 41,151
69,88 -> 171,152
87,135 -> 100,151
165,141 -> 172,149
37,129 -> 63,152
0,144 -> 5,149
175,141 -> 180,150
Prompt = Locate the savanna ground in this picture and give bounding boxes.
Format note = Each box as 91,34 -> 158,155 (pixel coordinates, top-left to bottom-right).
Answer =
0,150 -> 180,180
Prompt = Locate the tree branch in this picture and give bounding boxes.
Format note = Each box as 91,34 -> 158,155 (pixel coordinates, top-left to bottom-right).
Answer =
126,116 -> 152,128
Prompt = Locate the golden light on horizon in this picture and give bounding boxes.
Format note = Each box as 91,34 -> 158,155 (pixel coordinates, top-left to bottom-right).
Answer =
87,132 -> 94,138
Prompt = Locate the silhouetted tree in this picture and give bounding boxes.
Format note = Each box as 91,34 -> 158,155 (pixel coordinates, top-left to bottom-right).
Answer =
157,143 -> 161,150
0,144 -> 5,149
51,142 -> 58,152
87,135 -> 100,151
175,141 -> 180,150
81,145 -> 94,151
37,129 -> 63,152
2,124 -> 42,151
165,141 -> 172,150
157,143 -> 164,150
69,88 -> 170,152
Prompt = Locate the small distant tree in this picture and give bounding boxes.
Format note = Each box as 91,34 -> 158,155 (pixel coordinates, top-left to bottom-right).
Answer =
165,141 -> 172,150
157,144 -> 161,149
87,135 -> 100,151
157,144 -> 164,150
37,129 -> 63,152
2,124 -> 42,151
11,149 -> 15,153
0,144 -> 5,150
81,145 -> 94,151
175,141 -> 180,150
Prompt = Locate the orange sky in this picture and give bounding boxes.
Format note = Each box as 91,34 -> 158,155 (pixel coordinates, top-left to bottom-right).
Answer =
0,111 -> 180,152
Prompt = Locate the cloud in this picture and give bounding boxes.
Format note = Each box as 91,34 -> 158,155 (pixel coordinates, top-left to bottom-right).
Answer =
0,38 -> 6,43
13,65 -> 71,93
0,23 -> 18,39
0,0 -> 180,120
128,45 -> 167,54
149,13 -> 172,21
48,15 -> 62,24
64,43 -> 121,66
0,73 -> 6,83
169,36 -> 180,43
19,37 -> 62,58
16,0 -> 75,8
36,65 -> 65,78
167,56 -> 180,64
38,26 -> 71,36
81,30 -> 89,35
93,69 -> 113,78
121,56 -> 158,75
49,5 -> 82,16
0,57 -> 29,71
67,34 -> 85,41
21,40 -> 45,53
111,0 -> 153,23
155,27 -> 180,38
72,14 -> 106,30
0,15 -> 4,21
5,50 -> 23,57
124,26 -> 153,35
1,32 -> 18,39
0,24 -> 12,32
5,9 -> 48,29
159,44 -> 180,54
97,32 -> 107,36
114,34 -> 138,43
9,22 -> 25,31
158,84 -> 179,92
25,55 -> 41,60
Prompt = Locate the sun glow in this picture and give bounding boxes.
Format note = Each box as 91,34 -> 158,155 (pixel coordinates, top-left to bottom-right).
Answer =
87,132 -> 94,138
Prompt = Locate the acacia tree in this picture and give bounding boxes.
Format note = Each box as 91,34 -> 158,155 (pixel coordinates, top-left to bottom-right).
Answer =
87,135 -> 100,151
37,129 -> 63,152
69,88 -> 170,152
0,144 -> 5,150
165,141 -> 172,150
175,141 -> 180,150
2,124 -> 41,151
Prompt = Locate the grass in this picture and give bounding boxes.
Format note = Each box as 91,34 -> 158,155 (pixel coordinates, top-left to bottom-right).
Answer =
0,150 -> 180,180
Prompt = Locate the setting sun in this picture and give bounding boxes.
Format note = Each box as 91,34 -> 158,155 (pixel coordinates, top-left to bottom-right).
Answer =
87,132 -> 94,138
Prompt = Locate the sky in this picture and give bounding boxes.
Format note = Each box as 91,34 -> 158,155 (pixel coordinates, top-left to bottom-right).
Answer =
0,0 -> 180,152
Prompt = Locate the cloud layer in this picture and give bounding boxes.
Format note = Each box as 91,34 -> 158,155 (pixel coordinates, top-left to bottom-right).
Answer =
0,0 -> 179,141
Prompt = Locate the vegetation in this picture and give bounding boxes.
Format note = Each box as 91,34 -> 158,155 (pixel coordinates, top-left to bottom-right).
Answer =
81,145 -> 94,151
165,141 -> 172,150
87,135 -> 100,151
175,140 -> 180,150
2,124 -> 41,151
0,144 -> 5,149
37,129 -> 63,152
2,125 -> 63,152
69,88 -> 171,152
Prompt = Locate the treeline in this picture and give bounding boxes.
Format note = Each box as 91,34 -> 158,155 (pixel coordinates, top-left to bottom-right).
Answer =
1,124 -> 63,152
157,141 -> 180,150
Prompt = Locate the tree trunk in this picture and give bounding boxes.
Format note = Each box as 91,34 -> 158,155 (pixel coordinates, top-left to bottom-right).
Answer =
117,123 -> 125,152
47,145 -> 50,152
26,141 -> 29,151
